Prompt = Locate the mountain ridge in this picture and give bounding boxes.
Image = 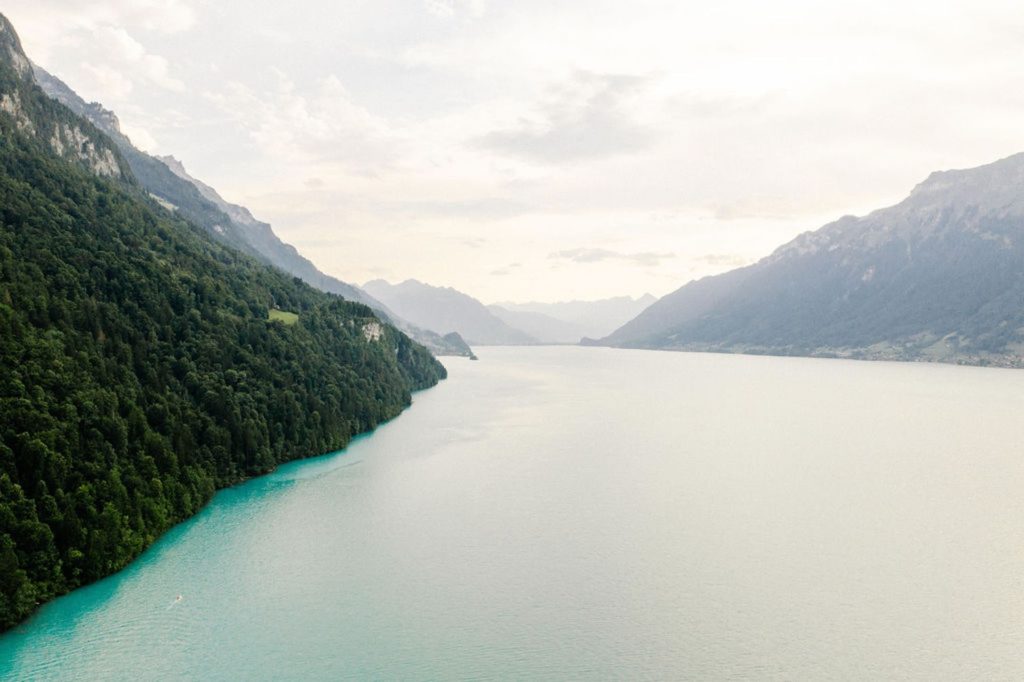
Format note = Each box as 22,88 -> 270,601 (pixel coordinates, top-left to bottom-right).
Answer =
29,65 -> 473,358
600,153 -> 1024,367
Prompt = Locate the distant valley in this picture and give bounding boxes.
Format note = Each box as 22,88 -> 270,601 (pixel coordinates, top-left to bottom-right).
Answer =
365,279 -> 656,346
490,295 -> 656,343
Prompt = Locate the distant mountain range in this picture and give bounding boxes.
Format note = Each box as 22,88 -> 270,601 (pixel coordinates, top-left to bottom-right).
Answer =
491,295 -> 656,343
365,280 -> 656,346
486,306 -> 587,344
598,154 -> 1024,367
364,279 -> 538,345
31,66 -> 473,358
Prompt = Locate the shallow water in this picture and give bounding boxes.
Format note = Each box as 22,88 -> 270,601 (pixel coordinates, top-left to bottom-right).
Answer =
3,347 -> 1024,680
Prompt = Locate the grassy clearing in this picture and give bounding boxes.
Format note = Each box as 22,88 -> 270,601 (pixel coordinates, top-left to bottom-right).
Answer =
268,308 -> 299,325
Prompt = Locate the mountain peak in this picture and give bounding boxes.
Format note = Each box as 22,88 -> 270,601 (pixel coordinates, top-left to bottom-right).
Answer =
0,13 -> 31,80
157,154 -> 188,177
905,152 -> 1024,213
0,14 -> 125,178
30,64 -> 124,136
603,151 -> 1024,365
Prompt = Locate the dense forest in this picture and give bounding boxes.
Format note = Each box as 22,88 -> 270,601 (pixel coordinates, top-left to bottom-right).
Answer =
0,14 -> 445,630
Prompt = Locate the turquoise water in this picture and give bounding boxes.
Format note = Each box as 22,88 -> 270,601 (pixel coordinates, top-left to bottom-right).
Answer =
3,347 -> 1024,680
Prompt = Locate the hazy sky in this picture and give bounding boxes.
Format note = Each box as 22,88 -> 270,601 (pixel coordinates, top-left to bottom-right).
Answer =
7,0 -> 1024,302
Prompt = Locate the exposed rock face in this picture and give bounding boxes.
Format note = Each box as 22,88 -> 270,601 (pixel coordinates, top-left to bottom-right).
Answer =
1,18 -> 31,79
0,91 -> 32,132
601,153 -> 1024,367
0,17 -> 125,179
50,122 -> 122,177
362,321 -> 384,342
32,65 -> 124,137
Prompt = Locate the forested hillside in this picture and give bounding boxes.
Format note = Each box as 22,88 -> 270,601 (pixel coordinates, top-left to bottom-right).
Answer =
0,13 -> 444,630
31,65 -> 475,359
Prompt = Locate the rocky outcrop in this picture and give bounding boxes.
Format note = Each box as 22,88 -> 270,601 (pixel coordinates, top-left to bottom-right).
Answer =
0,17 -> 126,179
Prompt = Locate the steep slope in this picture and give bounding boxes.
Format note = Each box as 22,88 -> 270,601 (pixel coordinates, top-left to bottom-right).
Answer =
31,65 -> 473,358
487,305 -> 589,344
602,154 -> 1024,366
30,64 -> 255,254
364,279 -> 538,345
494,294 -> 657,341
0,13 -> 445,630
0,23 -> 127,181
153,154 -> 378,306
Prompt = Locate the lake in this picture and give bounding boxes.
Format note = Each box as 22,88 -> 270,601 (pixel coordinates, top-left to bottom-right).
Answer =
3,347 -> 1024,680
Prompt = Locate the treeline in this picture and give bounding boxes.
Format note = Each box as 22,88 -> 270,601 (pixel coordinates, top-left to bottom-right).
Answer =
0,95 -> 444,628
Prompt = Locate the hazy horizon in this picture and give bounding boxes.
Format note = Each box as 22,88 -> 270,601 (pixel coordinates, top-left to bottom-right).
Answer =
8,0 -> 1024,302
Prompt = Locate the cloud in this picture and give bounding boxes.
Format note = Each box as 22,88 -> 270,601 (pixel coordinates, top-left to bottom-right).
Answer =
694,253 -> 751,267
668,92 -> 777,120
17,0 -> 1024,304
386,197 -> 532,220
424,0 -> 486,18
476,70 -> 658,164
253,26 -> 293,44
549,248 -> 674,267
4,0 -> 197,68
79,63 -> 134,99
490,261 -> 522,276
119,119 -> 159,151
25,0 -> 197,35
204,70 -> 395,170
26,19 -> 186,103
107,0 -> 196,33
90,26 -> 185,92
712,195 -> 805,221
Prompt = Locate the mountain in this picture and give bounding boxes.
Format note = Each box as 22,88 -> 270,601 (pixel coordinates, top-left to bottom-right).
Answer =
0,24 -> 126,181
153,154 -> 475,358
0,12 -> 445,630
153,153 -> 377,306
30,66 -> 472,359
493,295 -> 657,342
600,154 -> 1024,367
364,279 -> 538,345
440,331 -> 477,359
30,65 -> 256,253
487,305 -> 588,344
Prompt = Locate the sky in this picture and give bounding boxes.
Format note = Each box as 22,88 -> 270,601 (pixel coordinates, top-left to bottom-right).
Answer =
6,0 -> 1024,303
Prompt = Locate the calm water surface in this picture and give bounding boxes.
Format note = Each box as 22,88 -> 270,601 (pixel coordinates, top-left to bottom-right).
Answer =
3,347 -> 1024,680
